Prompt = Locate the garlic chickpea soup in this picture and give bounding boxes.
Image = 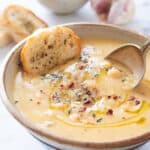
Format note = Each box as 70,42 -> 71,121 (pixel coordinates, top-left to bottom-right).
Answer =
13,38 -> 150,142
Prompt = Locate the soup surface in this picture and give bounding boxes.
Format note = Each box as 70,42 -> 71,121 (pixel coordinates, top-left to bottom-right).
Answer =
13,38 -> 150,142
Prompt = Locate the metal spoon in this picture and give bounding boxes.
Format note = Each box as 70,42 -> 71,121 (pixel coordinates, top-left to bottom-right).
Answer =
105,40 -> 150,88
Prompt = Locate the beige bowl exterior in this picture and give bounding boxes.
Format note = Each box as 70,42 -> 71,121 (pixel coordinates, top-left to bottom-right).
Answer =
39,0 -> 88,14
0,23 -> 150,150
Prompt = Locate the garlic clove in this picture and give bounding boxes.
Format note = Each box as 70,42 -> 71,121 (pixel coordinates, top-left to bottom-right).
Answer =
91,0 -> 112,21
91,0 -> 135,25
91,0 -> 112,14
107,0 -> 135,25
122,100 -> 143,113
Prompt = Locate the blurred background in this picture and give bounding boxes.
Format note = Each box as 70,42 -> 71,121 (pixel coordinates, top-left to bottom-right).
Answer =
0,0 -> 150,37
0,0 -> 150,149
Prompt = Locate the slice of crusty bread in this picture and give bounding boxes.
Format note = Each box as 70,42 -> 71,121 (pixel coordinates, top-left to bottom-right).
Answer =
0,24 -> 13,47
2,5 -> 48,39
20,26 -> 81,74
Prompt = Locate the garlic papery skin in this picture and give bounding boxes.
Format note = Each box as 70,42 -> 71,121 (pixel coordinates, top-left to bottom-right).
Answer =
108,0 -> 135,25
91,0 -> 135,25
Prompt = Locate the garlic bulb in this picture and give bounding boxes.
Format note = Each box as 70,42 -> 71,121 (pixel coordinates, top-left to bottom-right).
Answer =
91,0 -> 135,25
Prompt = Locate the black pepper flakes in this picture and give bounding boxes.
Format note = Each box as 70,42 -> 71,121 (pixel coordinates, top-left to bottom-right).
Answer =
96,118 -> 103,123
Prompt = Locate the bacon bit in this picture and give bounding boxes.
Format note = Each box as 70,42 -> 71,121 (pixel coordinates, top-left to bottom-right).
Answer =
135,100 -> 140,105
83,98 -> 92,105
59,84 -> 64,89
79,107 -> 87,112
86,90 -> 91,96
83,59 -> 88,63
107,109 -> 113,115
52,95 -> 56,99
107,96 -> 111,99
113,95 -> 118,100
68,82 -> 75,89
129,96 -> 136,101
79,65 -> 85,70
40,90 -> 45,94
37,101 -> 41,105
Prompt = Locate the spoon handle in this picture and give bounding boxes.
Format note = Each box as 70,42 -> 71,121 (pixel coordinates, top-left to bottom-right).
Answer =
141,39 -> 150,56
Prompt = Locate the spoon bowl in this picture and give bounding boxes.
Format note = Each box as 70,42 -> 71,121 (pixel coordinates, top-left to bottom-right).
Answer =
105,41 -> 150,88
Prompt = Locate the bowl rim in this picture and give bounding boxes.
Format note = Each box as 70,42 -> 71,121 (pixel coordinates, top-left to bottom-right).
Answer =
1,23 -> 150,149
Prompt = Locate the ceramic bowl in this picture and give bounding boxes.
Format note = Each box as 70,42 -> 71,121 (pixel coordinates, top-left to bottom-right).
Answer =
1,23 -> 150,150
39,0 -> 88,14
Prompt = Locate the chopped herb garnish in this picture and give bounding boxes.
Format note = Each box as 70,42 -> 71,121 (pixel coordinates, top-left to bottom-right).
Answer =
92,113 -> 96,118
50,73 -> 63,78
96,96 -> 102,101
68,108 -> 72,115
75,93 -> 81,101
64,39 -> 67,45
94,74 -> 99,78
121,78 -> 126,82
96,118 -> 103,123
40,76 -> 45,80
40,73 -> 63,81
76,98 -> 81,101
14,101 -> 19,104
105,68 -> 109,72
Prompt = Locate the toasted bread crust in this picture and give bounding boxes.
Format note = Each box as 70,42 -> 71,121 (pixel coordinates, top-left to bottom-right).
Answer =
20,26 -> 81,74
2,5 -> 48,37
0,23 -> 14,47
63,27 -> 81,57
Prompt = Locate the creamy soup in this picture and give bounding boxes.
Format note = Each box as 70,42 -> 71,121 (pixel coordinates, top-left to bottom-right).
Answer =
13,38 -> 150,142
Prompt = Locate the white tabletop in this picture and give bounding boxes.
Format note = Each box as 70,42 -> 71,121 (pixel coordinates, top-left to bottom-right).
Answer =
0,0 -> 150,149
